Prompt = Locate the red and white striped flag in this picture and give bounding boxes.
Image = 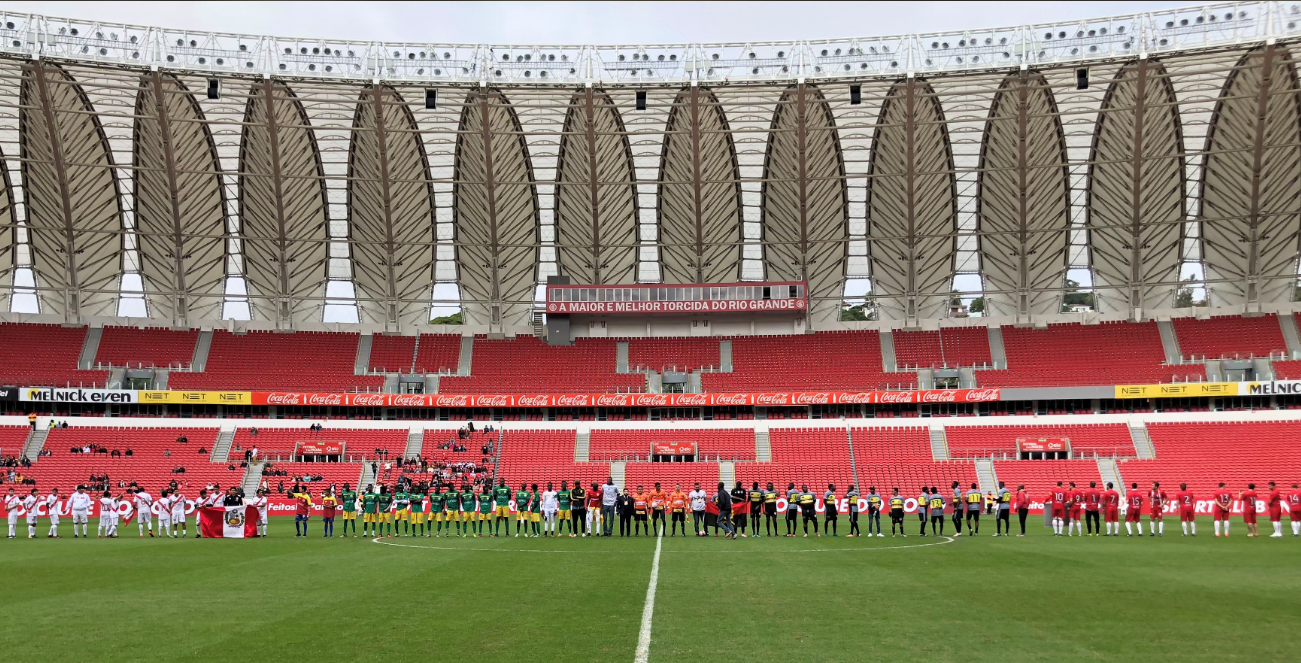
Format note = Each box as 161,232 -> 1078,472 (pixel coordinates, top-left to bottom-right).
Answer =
199,506 -> 258,538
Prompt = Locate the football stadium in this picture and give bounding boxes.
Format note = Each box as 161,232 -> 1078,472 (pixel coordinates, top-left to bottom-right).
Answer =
3,1 -> 1301,660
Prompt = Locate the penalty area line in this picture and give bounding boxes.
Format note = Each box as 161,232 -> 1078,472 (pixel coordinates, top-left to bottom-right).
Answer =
634,526 -> 664,663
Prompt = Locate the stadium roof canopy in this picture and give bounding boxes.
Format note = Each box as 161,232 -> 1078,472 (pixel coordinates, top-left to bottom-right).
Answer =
0,2 -> 1300,332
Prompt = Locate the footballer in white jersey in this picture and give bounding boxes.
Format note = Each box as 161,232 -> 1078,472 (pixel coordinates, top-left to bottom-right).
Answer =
68,487 -> 93,538
156,491 -> 174,536
98,492 -> 119,537
132,489 -> 155,537
22,489 -> 39,538
44,488 -> 62,537
249,490 -> 269,536
5,488 -> 20,538
170,490 -> 188,537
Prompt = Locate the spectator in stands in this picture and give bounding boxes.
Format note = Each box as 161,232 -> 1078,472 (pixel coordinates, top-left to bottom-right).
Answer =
176,434 -> 188,444
163,449 -> 171,458
124,448 -> 132,457
60,421 -> 68,428
277,481 -> 284,494
250,447 -> 258,463
71,446 -> 80,454
82,445 -> 91,454
250,428 -> 258,437
28,412 -> 36,429
110,449 -> 120,458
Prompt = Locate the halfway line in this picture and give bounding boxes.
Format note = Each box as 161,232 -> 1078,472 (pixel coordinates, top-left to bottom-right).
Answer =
634,526 -> 664,663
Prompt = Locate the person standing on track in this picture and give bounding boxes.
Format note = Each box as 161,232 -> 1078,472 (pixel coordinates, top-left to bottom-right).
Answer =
730,482 -> 748,538
888,488 -> 906,537
5,488 -> 20,539
632,486 -> 649,536
1067,482 -> 1082,536
618,488 -> 635,537
250,489 -> 269,537
1102,482 -> 1120,536
1047,482 -> 1068,536
362,486 -> 379,538
1148,482 -> 1167,537
156,490 -> 172,539
69,486 -> 92,538
1015,484 -> 1031,537
1176,483 -> 1196,537
541,482 -> 559,537
866,487 -> 883,538
995,482 -> 1012,537
689,482 -> 707,536
650,483 -> 667,535
669,484 -> 688,537
1267,481 -> 1284,538
294,487 -> 313,538
514,483 -> 530,537
965,484 -> 983,536
928,488 -> 945,536
601,477 -> 620,537
785,482 -> 800,537
749,482 -> 764,536
798,484 -> 818,537
321,488 -> 337,538
586,482 -> 602,536
494,479 -> 512,538
1125,483 -> 1145,536
570,481 -> 587,537
133,486 -> 155,538
97,490 -> 119,538
1083,482 -> 1101,536
1241,483 -> 1260,537
714,482 -> 736,539
1213,483 -> 1233,537
845,484 -> 860,538
556,481 -> 572,537
916,486 -> 930,536
339,483 -> 357,538
43,488 -> 62,538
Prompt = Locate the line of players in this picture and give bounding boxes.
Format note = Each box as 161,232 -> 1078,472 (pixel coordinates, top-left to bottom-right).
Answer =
1043,480 -> 1301,538
4,484 -> 256,539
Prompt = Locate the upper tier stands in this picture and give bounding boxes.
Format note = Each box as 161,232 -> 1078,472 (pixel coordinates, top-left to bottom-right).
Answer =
1171,315 -> 1287,360
944,423 -> 1136,457
704,331 -> 910,392
1272,360 -> 1301,380
439,336 -> 644,394
363,334 -> 462,375
168,330 -> 383,392
95,327 -> 198,369
367,334 -> 416,374
414,335 -> 463,375
0,323 -> 107,387
980,322 -> 1204,388
627,338 -> 720,372
1117,421 -> 1301,497
17,426 -> 243,494
852,426 -> 975,494
893,327 -> 993,369
588,429 -> 754,461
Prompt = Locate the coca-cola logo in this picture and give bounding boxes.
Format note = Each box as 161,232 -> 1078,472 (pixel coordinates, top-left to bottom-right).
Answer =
307,393 -> 343,406
595,394 -> 630,407
920,390 -> 959,403
475,395 -> 511,407
755,393 -> 789,406
517,395 -> 549,407
675,393 -> 708,406
555,394 -> 589,407
712,393 -> 750,406
634,394 -> 669,407
793,392 -> 830,405
264,393 -> 302,405
393,394 -> 429,407
964,388 -> 1000,402
835,392 -> 873,404
351,394 -> 386,407
877,391 -> 916,404
432,395 -> 468,407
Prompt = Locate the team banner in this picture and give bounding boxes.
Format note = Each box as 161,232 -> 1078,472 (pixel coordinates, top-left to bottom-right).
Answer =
20,387 -> 138,403
1113,382 -> 1237,399
199,506 -> 259,538
139,390 -> 251,405
250,388 -> 1001,409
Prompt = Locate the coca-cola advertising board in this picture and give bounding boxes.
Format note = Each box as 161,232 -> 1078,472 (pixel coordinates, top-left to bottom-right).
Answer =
250,388 -> 1000,409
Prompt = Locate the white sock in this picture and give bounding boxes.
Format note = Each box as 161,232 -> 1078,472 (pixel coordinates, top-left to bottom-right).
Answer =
1182,522 -> 1188,535
1158,521 -> 1164,534
1292,521 -> 1300,535
1190,522 -> 1196,535
28,525 -> 36,537
1274,522 -> 1282,536
139,523 -> 144,536
8,523 -> 14,537
1214,521 -> 1221,535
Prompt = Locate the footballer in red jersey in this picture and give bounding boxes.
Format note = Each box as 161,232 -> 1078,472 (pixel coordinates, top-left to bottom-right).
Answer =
1083,481 -> 1102,536
1288,484 -> 1301,537
1047,482 -> 1069,536
1175,483 -> 1196,536
1067,482 -> 1083,536
1240,484 -> 1259,537
1125,483 -> 1145,536
1102,482 -> 1121,536
1147,482 -> 1167,537
1266,482 -> 1284,538
1212,482 -> 1233,536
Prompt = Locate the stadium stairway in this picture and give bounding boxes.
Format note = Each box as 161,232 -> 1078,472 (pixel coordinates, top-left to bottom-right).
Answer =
354,334 -> 372,376
975,459 -> 998,494
844,426 -> 863,489
211,427 -> 236,463
755,429 -> 771,462
574,430 -> 590,462
611,461 -> 626,490
404,427 -> 424,459
1097,458 -> 1123,494
358,460 -> 378,490
23,428 -> 48,461
242,462 -> 264,495
719,461 -> 735,488
456,336 -> 473,376
192,330 -> 213,371
1129,424 -> 1155,459
929,425 -> 949,460
78,328 -> 102,370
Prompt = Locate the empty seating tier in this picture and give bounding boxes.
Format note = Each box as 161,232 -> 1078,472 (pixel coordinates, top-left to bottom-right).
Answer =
231,427 -> 408,458
367,334 -> 416,373
495,429 -> 606,487
945,424 -> 1135,457
414,335 -> 462,374
704,331 -> 909,392
94,327 -> 198,369
853,426 -> 977,494
992,460 -> 1105,500
893,327 -> 993,369
1117,421 -> 1301,497
588,429 -> 754,461
440,336 -> 643,394
261,462 -> 363,497
19,426 -> 240,494
980,322 -> 1203,388
168,330 -> 383,392
627,338 -> 720,372
624,463 -> 719,493
1172,315 -> 1287,360
0,323 -> 107,387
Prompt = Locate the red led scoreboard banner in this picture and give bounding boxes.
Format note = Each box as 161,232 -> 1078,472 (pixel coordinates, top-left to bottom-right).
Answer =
251,388 -> 1000,408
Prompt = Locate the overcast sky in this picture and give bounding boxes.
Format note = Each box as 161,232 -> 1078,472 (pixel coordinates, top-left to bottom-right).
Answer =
4,1 -> 1207,45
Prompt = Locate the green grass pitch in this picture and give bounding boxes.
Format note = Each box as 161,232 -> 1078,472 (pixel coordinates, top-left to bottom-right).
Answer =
4,515 -> 1299,662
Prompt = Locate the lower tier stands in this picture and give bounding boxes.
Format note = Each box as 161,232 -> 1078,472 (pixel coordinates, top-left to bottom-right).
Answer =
944,424 -> 1136,458
260,462 -> 362,496
168,330 -> 383,392
853,426 -> 977,493
440,336 -> 644,394
992,460 -> 1105,501
1116,421 -> 1301,497
740,427 -> 855,490
0,323 -> 107,387
95,327 -> 199,369
1172,315 -> 1287,360
624,462 -> 719,493
588,429 -> 754,461
703,331 -> 909,392
422,428 -> 497,466
1,424 -> 29,458
980,322 -> 1204,388
494,429 -> 607,487
232,427 -> 408,459
17,426 -> 241,494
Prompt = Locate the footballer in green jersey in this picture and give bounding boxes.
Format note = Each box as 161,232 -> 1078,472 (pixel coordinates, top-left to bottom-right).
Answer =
557,481 -> 573,535
361,488 -> 379,537
515,484 -> 532,537
339,484 -> 358,537
376,488 -> 394,537
493,479 -> 512,536
530,484 -> 542,537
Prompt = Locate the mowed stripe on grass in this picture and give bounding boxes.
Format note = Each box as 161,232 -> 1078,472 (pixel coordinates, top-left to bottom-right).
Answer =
2,516 -> 1299,662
